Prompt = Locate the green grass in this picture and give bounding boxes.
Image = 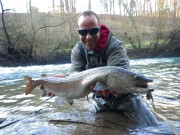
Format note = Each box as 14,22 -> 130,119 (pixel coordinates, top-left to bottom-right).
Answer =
124,39 -> 167,50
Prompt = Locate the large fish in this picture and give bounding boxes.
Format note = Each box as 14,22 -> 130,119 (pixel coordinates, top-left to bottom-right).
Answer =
24,66 -> 154,104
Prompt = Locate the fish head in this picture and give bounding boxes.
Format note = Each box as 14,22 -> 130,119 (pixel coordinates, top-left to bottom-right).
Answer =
106,67 -> 154,93
133,74 -> 153,88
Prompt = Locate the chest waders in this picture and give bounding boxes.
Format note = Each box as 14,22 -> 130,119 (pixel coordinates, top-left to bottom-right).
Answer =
79,44 -> 158,126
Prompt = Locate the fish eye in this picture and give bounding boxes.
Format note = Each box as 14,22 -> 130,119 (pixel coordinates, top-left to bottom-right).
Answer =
134,75 -> 141,80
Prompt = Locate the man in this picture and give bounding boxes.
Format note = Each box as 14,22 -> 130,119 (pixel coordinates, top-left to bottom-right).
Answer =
69,10 -> 157,126
41,10 -> 157,127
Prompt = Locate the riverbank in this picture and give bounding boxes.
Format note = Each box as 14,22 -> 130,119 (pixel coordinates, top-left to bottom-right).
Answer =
0,12 -> 179,68
0,47 -> 180,67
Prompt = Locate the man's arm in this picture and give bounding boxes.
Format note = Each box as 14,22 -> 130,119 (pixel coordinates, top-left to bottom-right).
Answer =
106,37 -> 130,69
69,43 -> 86,73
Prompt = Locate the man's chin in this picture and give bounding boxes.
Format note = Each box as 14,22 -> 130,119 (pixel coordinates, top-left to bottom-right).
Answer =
86,45 -> 95,51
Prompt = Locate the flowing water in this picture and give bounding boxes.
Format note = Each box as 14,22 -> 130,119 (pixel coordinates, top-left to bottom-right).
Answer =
0,57 -> 179,135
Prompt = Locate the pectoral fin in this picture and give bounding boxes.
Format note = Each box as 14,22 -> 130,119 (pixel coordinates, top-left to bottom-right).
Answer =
55,97 -> 66,107
55,97 -> 73,107
93,82 -> 109,91
66,99 -> 73,105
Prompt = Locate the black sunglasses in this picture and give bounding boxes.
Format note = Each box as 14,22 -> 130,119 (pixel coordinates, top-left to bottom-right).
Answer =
78,27 -> 99,36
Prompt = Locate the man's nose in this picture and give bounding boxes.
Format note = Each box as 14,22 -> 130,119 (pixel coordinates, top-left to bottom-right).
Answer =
86,33 -> 93,39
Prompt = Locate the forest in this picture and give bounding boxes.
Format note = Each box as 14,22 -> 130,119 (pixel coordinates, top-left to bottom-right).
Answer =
0,0 -> 179,66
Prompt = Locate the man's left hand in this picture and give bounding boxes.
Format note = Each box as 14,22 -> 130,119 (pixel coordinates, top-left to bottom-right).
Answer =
40,74 -> 66,97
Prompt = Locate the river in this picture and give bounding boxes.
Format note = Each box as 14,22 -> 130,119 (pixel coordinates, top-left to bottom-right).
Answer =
0,57 -> 179,135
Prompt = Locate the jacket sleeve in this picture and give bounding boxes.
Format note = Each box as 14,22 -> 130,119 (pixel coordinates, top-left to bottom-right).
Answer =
106,36 -> 130,69
69,43 -> 86,73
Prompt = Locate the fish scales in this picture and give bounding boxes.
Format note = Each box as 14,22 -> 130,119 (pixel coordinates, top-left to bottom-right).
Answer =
24,66 -> 154,101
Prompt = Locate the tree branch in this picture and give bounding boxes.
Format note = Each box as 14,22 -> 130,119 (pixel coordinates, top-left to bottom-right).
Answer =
35,14 -> 78,33
0,0 -> 11,46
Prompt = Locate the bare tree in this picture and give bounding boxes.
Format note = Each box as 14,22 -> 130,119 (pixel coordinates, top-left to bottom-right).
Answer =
100,0 -> 103,14
109,0 -> 113,14
148,0 -> 152,16
72,0 -> 76,12
109,0 -> 115,14
117,0 -> 122,15
104,0 -> 109,14
59,0 -> 65,13
29,0 -> 35,56
88,0 -> 91,10
120,0 -> 141,50
154,0 -> 157,16
0,0 -> 34,64
65,0 -> 69,13
130,0 -> 136,16
173,0 -> 178,18
112,0 -> 115,14
143,0 -> 146,15
52,0 -> 55,12
0,0 -> 11,47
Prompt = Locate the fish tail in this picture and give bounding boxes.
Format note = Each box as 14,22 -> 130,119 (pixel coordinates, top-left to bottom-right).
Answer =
24,76 -> 37,95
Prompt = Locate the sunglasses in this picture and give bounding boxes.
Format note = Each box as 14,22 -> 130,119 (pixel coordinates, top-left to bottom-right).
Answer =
78,27 -> 99,36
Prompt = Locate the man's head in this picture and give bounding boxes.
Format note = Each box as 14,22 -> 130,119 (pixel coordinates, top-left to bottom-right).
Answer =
77,10 -> 100,50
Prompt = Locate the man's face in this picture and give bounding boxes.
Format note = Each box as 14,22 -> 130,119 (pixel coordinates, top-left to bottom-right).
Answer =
78,15 -> 100,50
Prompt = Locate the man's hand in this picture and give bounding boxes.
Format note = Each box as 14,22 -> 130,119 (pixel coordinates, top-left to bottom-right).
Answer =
40,74 -> 66,97
90,82 -> 110,98
40,85 -> 55,97
90,82 -> 123,99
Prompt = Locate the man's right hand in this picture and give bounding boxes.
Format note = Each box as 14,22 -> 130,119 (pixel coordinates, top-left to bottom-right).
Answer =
90,82 -> 124,99
40,85 -> 55,97
90,82 -> 110,98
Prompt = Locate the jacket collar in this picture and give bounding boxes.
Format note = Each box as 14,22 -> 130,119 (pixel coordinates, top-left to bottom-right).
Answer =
94,24 -> 110,51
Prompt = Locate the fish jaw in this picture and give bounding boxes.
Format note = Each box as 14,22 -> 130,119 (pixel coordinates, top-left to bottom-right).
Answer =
132,74 -> 154,94
133,74 -> 153,86
125,87 -> 154,94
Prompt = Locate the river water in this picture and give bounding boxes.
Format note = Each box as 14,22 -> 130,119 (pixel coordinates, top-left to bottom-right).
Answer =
0,57 -> 179,135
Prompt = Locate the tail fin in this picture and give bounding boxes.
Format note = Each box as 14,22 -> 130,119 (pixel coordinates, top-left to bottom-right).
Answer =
24,76 -> 37,95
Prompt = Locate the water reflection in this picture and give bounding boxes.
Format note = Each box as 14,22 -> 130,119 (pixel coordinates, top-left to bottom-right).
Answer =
0,57 -> 180,135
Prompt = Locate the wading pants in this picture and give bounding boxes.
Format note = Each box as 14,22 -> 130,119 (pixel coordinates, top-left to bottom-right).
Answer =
92,93 -> 158,127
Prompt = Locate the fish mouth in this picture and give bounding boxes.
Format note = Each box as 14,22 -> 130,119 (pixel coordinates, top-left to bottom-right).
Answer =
136,82 -> 154,92
134,75 -> 153,89
136,83 -> 148,88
